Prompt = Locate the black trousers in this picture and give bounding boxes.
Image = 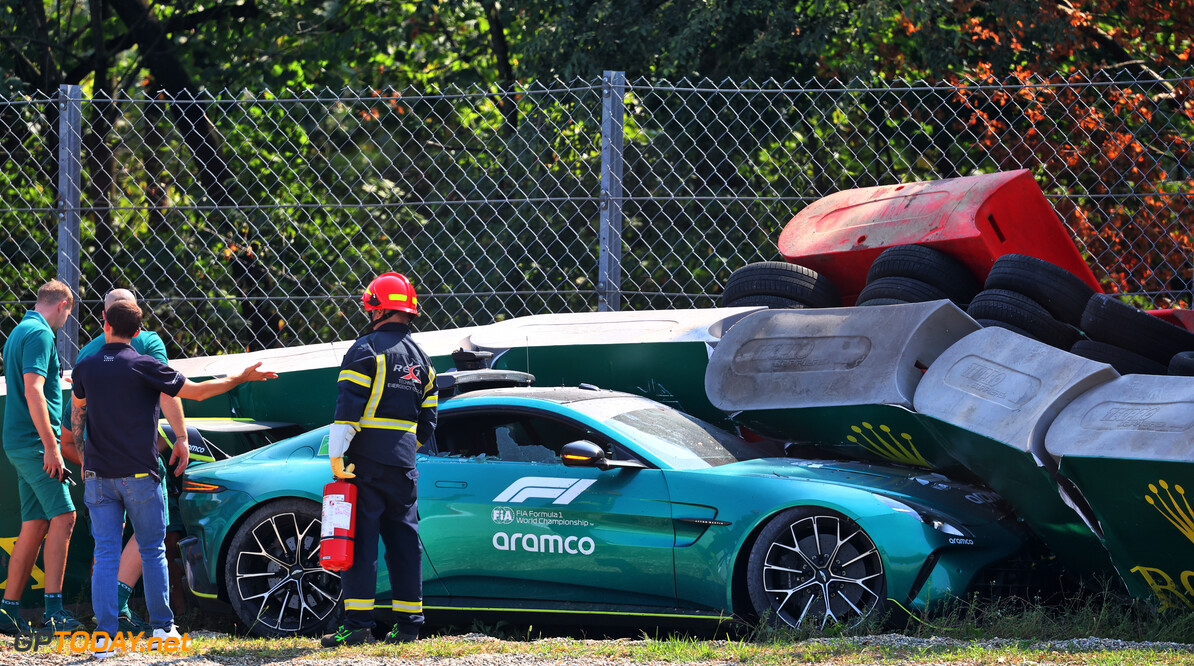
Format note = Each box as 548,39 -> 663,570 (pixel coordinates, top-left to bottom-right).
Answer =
340,463 -> 422,634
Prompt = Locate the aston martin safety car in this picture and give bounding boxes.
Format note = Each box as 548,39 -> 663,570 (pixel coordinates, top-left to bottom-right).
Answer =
178,383 -> 1033,637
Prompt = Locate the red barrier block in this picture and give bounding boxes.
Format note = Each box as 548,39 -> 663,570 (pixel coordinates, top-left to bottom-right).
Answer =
777,170 -> 1101,304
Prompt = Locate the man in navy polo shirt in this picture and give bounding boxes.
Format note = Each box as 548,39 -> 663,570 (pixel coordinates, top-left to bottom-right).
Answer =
71,300 -> 277,654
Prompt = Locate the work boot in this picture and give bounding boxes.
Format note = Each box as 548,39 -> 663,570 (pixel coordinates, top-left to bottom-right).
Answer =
383,625 -> 418,644
119,608 -> 151,633
321,625 -> 374,648
39,609 -> 83,633
0,606 -> 31,635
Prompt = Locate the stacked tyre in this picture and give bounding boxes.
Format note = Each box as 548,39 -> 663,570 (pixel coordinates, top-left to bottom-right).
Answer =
856,245 -> 981,308
966,254 -> 1092,351
1075,294 -> 1194,376
720,261 -> 840,309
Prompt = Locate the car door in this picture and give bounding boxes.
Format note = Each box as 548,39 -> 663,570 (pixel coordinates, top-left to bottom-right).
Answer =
419,406 -> 677,608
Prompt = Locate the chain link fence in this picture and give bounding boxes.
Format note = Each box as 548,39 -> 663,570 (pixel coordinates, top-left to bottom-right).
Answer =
2,69 -> 1192,363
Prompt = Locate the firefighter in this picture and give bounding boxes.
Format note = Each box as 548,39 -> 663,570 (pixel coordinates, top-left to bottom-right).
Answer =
321,272 -> 437,648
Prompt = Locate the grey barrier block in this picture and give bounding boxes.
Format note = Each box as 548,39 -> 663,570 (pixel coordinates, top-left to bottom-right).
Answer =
914,327 -> 1119,469
1045,374 -> 1194,464
469,307 -> 763,350
1044,375 -> 1194,605
704,300 -> 980,412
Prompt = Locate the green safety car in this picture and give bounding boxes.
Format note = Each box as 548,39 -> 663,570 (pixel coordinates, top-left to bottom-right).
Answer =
178,381 -> 1034,637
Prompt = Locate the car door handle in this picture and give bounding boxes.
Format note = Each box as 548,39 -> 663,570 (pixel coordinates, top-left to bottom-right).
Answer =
435,481 -> 467,488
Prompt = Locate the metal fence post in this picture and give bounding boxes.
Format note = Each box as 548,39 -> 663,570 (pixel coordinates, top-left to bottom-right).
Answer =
598,70 -> 626,312
57,84 -> 83,369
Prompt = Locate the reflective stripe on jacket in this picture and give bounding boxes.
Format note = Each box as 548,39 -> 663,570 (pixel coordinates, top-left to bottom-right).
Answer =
334,322 -> 437,467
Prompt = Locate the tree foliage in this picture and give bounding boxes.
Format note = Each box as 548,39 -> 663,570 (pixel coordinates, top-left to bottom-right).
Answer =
0,0 -> 1190,357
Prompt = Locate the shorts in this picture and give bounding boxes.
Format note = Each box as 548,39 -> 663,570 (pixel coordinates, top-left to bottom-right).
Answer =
5,446 -> 75,522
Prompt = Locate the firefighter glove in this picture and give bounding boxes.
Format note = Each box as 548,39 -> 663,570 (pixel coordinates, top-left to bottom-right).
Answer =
330,456 -> 356,479
328,422 -> 357,458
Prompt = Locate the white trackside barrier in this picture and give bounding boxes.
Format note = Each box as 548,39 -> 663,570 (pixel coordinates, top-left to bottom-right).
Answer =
705,301 -> 980,412
914,326 -> 1120,469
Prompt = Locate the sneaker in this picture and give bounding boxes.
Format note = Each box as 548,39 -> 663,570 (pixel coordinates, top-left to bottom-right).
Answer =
384,626 -> 418,644
40,609 -> 83,633
0,607 -> 31,635
91,633 -> 115,659
320,625 -> 374,648
152,624 -> 183,640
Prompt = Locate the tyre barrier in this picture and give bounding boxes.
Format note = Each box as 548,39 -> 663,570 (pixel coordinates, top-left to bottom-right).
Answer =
1082,294 -> 1194,366
864,244 -> 981,307
720,261 -> 840,309
1070,340 -> 1168,376
984,253 -> 1096,327
967,288 -> 1081,350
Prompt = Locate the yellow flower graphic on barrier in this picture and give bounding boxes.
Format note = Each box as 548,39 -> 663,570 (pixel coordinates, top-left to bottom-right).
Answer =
846,422 -> 930,468
1146,480 -> 1194,546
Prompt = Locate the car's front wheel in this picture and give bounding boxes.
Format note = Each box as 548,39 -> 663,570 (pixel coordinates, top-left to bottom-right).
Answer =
224,499 -> 343,637
746,507 -> 886,630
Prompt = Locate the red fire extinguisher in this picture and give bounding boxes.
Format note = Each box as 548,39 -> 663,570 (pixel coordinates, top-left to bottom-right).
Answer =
320,478 -> 357,571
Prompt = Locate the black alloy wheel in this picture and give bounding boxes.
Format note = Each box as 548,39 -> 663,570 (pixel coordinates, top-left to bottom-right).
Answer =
224,499 -> 343,637
746,508 -> 885,630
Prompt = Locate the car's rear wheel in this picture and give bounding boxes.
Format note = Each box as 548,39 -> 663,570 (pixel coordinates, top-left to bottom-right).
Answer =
224,499 -> 343,637
746,507 -> 885,630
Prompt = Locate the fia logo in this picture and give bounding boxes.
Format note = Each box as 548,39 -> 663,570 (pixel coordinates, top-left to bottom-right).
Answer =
493,477 -> 595,505
492,507 -> 514,524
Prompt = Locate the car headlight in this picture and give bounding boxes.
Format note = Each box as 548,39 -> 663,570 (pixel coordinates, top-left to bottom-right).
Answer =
875,495 -> 967,537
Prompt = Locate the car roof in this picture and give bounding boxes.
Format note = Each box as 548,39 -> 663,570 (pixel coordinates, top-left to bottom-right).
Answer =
445,385 -> 633,405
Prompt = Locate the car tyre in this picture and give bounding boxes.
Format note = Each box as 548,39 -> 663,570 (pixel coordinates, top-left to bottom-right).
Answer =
224,499 -> 343,637
967,289 -> 1080,349
1070,340 -> 1168,376
721,262 -> 841,309
1171,351 -> 1194,377
865,245 -> 981,307
856,276 -> 951,305
746,507 -> 885,630
983,254 -> 1096,326
1081,294 -> 1194,365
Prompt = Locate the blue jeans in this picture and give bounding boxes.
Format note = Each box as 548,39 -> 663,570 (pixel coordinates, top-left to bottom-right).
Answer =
85,475 -> 172,635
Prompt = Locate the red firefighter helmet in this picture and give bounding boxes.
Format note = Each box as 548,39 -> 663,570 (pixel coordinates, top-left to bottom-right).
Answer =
362,272 -> 419,316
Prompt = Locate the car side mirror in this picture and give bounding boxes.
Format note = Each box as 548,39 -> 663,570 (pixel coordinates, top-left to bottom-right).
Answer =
560,441 -> 646,471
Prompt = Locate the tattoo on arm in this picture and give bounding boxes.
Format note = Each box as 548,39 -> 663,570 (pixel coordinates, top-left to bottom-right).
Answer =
72,405 -> 86,465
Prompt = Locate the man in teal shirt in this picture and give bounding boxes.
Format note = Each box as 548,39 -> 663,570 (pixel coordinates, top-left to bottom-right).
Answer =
1,279 -> 79,635
61,289 -> 187,632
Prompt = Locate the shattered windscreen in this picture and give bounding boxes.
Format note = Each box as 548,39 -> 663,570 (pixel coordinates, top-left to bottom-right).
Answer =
603,406 -> 773,469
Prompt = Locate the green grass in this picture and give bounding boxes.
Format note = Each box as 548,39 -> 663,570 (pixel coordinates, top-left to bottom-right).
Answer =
31,567 -> 1194,663
184,632 -> 1194,665
122,592 -> 1194,665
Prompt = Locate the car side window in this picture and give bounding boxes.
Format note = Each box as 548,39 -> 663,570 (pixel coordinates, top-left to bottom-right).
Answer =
434,411 -> 604,463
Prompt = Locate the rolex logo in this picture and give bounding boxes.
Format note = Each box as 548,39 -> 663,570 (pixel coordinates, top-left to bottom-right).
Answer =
1145,480 -> 1194,546
846,422 -> 930,468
